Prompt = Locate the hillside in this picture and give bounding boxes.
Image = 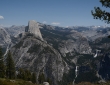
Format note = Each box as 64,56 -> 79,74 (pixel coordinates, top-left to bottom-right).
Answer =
0,20 -> 110,85
0,78 -> 41,85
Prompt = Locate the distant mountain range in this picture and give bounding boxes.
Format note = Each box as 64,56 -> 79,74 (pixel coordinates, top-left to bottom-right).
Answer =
0,21 -> 110,85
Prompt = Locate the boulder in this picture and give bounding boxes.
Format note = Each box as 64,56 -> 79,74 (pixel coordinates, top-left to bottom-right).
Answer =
43,82 -> 49,85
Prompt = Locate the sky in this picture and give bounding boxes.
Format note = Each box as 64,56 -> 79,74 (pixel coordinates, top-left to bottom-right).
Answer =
0,0 -> 110,27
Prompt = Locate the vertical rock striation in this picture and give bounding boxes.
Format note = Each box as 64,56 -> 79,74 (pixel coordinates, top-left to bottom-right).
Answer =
25,20 -> 43,41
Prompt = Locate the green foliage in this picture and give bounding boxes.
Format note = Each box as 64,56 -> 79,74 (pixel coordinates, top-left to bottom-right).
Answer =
6,50 -> 15,79
46,77 -> 52,85
38,73 -> 45,84
17,68 -> 37,83
74,81 -> 110,85
75,71 -> 99,83
91,0 -> 110,24
0,47 -> 5,78
0,78 -> 40,85
24,69 -> 31,81
77,54 -> 93,65
31,72 -> 36,83
17,68 -> 26,80
17,68 -> 32,81
59,69 -> 75,85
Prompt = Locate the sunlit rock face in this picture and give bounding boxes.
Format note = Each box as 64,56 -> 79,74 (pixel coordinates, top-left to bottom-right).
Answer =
11,33 -> 69,85
58,30 -> 92,57
0,27 -> 11,45
25,20 -> 43,41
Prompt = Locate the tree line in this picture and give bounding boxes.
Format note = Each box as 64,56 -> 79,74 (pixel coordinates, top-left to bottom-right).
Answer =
0,46 -> 52,84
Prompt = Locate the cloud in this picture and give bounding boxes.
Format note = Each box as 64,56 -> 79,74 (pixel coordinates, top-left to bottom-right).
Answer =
0,15 -> 4,19
66,26 -> 69,28
43,21 -> 47,24
51,22 -> 60,25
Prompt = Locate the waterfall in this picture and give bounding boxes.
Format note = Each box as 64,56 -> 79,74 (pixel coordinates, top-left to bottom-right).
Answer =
94,52 -> 97,58
73,66 -> 78,85
75,66 -> 78,77
94,49 -> 101,58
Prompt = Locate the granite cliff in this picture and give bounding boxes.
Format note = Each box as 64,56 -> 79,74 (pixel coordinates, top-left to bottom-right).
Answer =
10,20 -> 69,85
0,21 -> 110,85
25,20 -> 43,41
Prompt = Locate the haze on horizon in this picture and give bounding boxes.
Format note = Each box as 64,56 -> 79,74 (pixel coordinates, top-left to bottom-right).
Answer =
0,0 -> 110,27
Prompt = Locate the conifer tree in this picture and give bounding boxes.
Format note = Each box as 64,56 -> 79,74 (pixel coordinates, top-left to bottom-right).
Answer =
0,47 -> 5,78
31,72 -> 36,83
38,73 -> 46,84
91,0 -> 110,24
17,68 -> 26,80
17,68 -> 34,82
24,69 -> 31,81
6,50 -> 15,79
47,77 -> 52,85
91,0 -> 110,38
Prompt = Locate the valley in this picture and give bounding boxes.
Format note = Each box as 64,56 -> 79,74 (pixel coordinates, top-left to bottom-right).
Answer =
0,20 -> 110,85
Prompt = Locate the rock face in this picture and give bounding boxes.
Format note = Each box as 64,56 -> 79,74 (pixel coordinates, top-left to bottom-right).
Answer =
11,34 -> 69,85
0,27 -> 11,52
5,25 -> 25,37
0,27 -> 11,45
2,21 -> 110,84
25,20 -> 43,41
58,30 -> 92,57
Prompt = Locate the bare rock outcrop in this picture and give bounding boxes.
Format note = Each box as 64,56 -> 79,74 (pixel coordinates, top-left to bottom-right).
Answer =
43,82 -> 49,85
25,20 -> 43,41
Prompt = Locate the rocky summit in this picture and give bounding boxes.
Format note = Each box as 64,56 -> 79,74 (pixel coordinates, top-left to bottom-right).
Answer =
25,20 -> 43,41
10,20 -> 69,85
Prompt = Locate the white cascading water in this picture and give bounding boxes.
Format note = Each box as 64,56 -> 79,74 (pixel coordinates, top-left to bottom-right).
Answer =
94,50 -> 98,58
73,66 -> 78,85
94,49 -> 101,58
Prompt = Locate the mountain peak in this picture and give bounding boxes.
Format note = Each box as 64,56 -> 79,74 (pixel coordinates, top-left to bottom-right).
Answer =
25,20 -> 43,41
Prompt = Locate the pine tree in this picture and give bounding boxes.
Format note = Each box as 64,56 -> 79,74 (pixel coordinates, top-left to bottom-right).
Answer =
6,50 -> 15,79
0,47 -> 5,78
91,0 -> 110,24
17,68 -> 34,81
17,68 -> 26,80
47,77 -> 52,85
31,72 -> 36,83
38,73 -> 46,84
24,69 -> 31,81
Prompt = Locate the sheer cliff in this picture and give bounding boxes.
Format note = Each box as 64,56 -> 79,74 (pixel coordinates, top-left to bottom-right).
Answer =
10,20 -> 69,85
